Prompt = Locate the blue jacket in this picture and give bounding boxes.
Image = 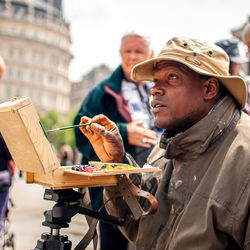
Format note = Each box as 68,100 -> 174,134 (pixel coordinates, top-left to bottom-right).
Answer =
74,65 -> 137,210
74,65 -> 136,164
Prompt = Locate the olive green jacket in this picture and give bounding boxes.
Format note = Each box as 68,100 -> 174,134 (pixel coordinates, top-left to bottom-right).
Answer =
104,96 -> 250,250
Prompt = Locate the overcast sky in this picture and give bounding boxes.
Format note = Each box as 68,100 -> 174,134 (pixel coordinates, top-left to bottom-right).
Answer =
63,0 -> 250,82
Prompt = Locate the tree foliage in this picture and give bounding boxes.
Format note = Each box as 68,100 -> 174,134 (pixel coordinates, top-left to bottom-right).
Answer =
39,110 -> 77,152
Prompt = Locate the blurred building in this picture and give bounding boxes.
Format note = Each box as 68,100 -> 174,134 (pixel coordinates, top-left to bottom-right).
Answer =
71,64 -> 112,111
0,0 -> 72,117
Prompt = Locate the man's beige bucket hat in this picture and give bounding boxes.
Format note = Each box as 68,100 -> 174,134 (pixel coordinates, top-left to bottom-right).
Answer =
131,37 -> 247,109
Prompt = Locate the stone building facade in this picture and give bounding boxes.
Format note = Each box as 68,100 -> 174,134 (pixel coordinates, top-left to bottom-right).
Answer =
0,0 -> 72,117
71,64 -> 112,111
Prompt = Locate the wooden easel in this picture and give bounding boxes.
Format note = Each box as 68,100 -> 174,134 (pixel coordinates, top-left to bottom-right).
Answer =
0,97 -> 119,188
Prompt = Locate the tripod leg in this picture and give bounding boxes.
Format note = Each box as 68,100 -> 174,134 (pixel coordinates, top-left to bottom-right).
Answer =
34,233 -> 72,250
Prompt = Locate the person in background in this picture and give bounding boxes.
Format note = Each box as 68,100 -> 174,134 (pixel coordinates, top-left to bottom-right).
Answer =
215,39 -> 248,75
78,37 -> 250,250
59,144 -> 73,166
0,56 -> 15,240
0,134 -> 13,231
242,22 -> 250,57
215,39 -> 249,114
242,22 -> 250,115
74,32 -> 158,250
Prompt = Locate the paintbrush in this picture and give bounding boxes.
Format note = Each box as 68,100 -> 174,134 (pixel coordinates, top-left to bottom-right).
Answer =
47,123 -> 91,132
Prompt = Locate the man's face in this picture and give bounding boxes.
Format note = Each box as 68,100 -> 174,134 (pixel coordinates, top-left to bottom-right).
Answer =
120,35 -> 151,81
151,61 -> 208,132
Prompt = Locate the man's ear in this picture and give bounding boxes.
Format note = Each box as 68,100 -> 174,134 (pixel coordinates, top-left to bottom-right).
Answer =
203,77 -> 220,101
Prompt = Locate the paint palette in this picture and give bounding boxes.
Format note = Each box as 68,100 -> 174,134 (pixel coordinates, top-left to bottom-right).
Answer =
64,162 -> 161,176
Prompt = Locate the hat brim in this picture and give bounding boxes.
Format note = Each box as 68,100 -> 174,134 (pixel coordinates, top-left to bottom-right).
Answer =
131,56 -> 247,110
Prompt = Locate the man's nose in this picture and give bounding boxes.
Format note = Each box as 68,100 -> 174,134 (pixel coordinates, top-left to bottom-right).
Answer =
128,52 -> 138,60
151,85 -> 165,96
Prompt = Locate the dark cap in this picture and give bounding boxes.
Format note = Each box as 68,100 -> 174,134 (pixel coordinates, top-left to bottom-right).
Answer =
215,39 -> 248,64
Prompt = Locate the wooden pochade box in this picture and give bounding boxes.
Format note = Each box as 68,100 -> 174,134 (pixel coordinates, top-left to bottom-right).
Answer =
0,97 -> 119,189
0,97 -> 160,190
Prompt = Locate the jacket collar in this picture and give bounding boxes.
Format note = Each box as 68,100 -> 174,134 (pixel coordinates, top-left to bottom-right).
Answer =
107,65 -> 125,94
160,96 -> 240,160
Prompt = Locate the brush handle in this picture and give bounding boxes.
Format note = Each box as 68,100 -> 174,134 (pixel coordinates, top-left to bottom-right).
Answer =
47,123 -> 91,132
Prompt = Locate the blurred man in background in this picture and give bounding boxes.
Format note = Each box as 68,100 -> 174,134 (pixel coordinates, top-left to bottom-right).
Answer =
242,22 -> 250,115
74,32 -> 159,250
242,22 -> 250,57
215,39 -> 248,75
215,39 -> 249,114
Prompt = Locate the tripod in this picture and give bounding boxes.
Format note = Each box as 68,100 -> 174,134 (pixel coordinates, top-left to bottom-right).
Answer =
34,188 -> 124,250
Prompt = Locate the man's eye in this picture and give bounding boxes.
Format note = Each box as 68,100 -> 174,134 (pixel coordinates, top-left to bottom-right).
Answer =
124,50 -> 131,54
135,50 -> 142,54
168,74 -> 177,80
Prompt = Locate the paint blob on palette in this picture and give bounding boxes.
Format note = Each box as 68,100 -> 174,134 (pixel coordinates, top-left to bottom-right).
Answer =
71,163 -> 135,173
65,162 -> 161,176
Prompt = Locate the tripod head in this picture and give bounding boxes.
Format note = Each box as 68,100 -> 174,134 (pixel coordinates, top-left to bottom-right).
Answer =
34,188 -> 124,250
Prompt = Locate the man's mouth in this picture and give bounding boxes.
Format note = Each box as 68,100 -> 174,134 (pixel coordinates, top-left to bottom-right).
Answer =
151,103 -> 167,115
151,100 -> 166,109
153,104 -> 165,108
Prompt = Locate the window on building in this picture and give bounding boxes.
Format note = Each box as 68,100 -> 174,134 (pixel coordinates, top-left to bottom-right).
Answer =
10,2 -> 28,16
34,7 -> 46,19
39,33 -> 45,41
38,72 -> 43,83
19,28 -> 25,37
31,51 -> 36,62
53,8 -> 61,20
5,87 -> 10,98
48,74 -> 53,83
33,31 -> 38,39
54,75 -> 57,85
16,69 -> 22,80
0,0 -> 5,11
7,68 -> 12,79
49,55 -> 59,67
15,88 -> 20,97
53,0 -> 62,12
29,71 -> 35,82
37,91 -> 41,103
39,53 -> 44,63
10,27 -> 16,35
37,0 -> 48,3
9,47 -> 14,58
47,93 -> 56,106
18,49 -> 23,59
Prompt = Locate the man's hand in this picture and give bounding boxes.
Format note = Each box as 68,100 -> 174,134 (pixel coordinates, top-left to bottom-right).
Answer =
127,121 -> 157,148
0,56 -> 5,78
79,114 -> 125,163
